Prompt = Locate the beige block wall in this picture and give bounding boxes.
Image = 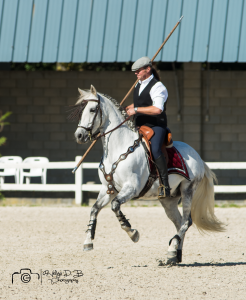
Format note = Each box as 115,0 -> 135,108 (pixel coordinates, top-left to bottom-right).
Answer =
202,70 -> 246,162
183,63 -> 202,152
0,70 -> 181,162
1,66 -> 246,186
202,69 -> 246,186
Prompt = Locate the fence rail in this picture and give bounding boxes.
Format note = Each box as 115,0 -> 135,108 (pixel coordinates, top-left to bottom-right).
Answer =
0,157 -> 245,205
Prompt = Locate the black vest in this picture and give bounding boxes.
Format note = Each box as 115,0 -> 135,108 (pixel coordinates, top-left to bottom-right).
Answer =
133,77 -> 167,128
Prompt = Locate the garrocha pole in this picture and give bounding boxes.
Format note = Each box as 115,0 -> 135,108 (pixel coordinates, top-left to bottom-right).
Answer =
72,16 -> 183,174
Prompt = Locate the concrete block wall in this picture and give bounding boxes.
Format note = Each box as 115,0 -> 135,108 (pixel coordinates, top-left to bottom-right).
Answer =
1,66 -> 246,189
0,70 -> 179,185
202,70 -> 246,186
183,63 -> 201,153
202,70 -> 246,162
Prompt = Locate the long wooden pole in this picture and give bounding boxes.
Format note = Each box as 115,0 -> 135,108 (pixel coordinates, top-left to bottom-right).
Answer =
72,16 -> 183,174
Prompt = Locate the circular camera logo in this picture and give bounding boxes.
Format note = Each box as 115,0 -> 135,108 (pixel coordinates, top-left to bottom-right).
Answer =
12,269 -> 40,284
21,273 -> 31,283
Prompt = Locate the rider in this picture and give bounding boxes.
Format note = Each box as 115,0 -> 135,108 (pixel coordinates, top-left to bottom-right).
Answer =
126,56 -> 171,198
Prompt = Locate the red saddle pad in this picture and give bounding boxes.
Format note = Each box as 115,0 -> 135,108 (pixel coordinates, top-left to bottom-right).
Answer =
166,146 -> 190,180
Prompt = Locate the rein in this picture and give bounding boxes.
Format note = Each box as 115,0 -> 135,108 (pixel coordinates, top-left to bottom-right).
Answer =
77,95 -> 132,141
95,115 -> 131,141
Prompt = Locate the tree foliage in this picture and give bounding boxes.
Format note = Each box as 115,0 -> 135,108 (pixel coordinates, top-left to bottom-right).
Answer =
0,111 -> 11,200
0,111 -> 12,145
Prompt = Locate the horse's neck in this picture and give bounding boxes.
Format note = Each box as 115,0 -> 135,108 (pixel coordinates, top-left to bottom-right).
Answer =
100,97 -> 123,132
100,96 -> 138,161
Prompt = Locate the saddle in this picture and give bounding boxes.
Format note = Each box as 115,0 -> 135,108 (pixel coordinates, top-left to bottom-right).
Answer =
134,126 -> 189,199
139,125 -> 173,165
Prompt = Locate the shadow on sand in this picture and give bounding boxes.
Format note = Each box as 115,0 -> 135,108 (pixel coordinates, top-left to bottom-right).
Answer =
177,261 -> 246,267
157,260 -> 246,268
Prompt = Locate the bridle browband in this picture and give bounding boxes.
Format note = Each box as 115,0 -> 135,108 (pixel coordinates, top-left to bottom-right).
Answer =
77,94 -> 131,142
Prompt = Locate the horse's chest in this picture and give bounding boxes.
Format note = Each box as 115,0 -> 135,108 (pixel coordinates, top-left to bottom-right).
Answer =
99,137 -> 141,194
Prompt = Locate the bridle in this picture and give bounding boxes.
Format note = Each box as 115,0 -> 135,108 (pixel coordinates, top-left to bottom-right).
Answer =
77,95 -> 103,141
77,94 -> 139,196
77,94 -> 131,142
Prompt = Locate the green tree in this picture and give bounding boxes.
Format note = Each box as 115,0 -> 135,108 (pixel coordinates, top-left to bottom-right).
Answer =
0,111 -> 11,150
0,111 -> 12,201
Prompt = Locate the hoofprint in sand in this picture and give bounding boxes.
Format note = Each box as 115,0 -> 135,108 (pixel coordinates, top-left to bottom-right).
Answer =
0,206 -> 245,300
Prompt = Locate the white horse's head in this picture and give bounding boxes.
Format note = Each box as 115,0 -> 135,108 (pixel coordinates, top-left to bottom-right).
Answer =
73,85 -> 102,144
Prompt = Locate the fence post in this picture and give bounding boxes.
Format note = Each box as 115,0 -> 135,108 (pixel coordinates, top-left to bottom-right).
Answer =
75,156 -> 82,205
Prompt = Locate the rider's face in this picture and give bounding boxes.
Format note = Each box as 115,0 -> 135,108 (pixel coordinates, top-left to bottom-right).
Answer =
135,66 -> 151,81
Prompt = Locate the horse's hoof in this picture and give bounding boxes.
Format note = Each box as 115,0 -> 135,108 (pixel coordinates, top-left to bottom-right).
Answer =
83,243 -> 93,251
128,229 -> 140,243
167,251 -> 179,265
132,230 -> 140,243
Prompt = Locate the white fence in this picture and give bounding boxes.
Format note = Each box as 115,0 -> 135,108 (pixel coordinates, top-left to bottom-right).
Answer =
0,156 -> 98,204
0,157 -> 246,204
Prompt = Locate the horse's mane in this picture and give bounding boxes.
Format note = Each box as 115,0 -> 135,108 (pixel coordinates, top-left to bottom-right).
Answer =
100,93 -> 136,132
68,91 -> 136,132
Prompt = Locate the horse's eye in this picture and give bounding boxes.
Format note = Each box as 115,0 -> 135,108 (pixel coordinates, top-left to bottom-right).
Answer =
90,108 -> 96,113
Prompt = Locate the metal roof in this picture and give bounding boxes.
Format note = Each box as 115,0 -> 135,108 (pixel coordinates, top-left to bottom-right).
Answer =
0,0 -> 245,63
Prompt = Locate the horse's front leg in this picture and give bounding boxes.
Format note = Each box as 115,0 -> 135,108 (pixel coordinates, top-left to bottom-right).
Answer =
111,183 -> 140,243
84,185 -> 112,251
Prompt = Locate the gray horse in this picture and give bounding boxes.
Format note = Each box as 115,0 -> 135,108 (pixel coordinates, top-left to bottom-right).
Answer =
73,85 -> 224,264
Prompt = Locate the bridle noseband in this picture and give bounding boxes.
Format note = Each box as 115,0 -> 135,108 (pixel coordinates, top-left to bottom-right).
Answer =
77,95 -> 103,141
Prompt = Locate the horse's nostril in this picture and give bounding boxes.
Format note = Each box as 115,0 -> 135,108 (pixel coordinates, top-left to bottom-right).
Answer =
78,134 -> 82,139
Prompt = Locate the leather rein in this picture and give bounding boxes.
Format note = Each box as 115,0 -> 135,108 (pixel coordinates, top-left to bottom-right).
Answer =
77,95 -> 131,141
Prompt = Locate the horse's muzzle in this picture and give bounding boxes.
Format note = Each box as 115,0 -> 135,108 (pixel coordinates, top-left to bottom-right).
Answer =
74,128 -> 89,144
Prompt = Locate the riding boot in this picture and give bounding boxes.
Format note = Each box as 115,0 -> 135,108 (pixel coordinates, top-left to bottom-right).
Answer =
155,154 -> 171,198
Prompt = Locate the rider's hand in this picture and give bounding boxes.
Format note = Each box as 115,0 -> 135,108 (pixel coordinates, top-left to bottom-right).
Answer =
125,104 -> 135,116
125,103 -> 134,110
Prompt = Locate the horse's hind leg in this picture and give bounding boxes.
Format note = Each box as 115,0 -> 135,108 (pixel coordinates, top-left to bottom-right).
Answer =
160,197 -> 182,263
84,186 -> 112,251
166,179 -> 200,264
111,183 -> 140,243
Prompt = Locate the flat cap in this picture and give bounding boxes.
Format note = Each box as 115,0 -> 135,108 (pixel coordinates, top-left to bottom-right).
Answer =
131,56 -> 152,71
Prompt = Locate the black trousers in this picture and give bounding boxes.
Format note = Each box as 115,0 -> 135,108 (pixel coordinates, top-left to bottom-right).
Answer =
150,126 -> 167,160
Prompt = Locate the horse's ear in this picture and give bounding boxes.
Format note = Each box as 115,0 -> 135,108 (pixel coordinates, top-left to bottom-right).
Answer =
78,88 -> 86,96
90,85 -> 97,96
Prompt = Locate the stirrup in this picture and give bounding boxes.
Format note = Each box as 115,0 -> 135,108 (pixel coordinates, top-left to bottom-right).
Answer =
158,185 -> 171,199
158,185 -> 166,199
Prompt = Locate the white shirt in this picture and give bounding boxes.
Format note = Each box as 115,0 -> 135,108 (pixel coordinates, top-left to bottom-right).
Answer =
138,74 -> 168,111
